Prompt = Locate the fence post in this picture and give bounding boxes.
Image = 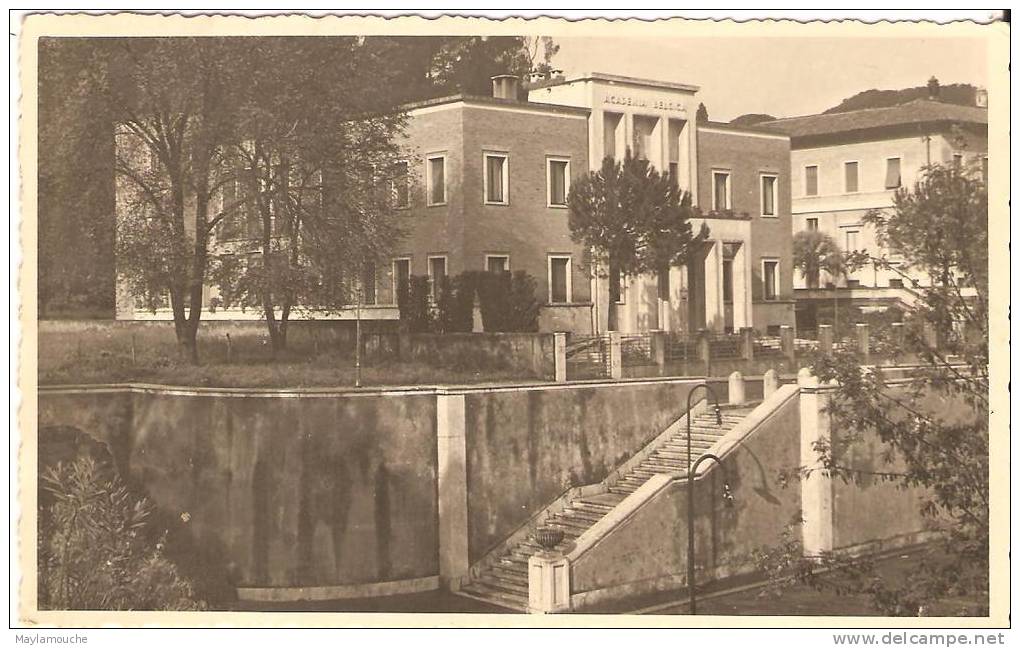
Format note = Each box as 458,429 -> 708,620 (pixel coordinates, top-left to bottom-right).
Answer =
649,330 -> 666,376
798,368 -> 835,557
818,324 -> 833,354
740,327 -> 754,362
763,368 -> 779,399
553,332 -> 567,383
855,323 -> 870,362
608,331 -> 622,380
697,328 -> 711,375
728,370 -> 746,405
780,325 -> 795,360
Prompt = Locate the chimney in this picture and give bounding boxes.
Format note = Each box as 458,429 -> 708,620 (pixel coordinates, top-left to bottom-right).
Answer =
491,74 -> 520,101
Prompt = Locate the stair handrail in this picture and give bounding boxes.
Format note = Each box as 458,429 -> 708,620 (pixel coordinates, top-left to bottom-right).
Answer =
564,383 -> 801,565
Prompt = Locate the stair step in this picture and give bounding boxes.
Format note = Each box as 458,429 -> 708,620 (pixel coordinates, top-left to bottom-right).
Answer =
548,515 -> 595,531
561,508 -> 605,524
541,522 -> 584,538
475,575 -> 529,597
495,556 -> 528,573
577,492 -> 627,507
460,583 -> 528,609
488,566 -> 529,585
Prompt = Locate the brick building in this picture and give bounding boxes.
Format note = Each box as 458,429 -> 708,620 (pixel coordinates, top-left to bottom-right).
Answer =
115,72 -> 796,336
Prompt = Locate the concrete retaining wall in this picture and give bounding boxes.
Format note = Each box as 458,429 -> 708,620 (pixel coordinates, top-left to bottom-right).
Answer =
39,387 -> 440,591
37,376 -> 707,597
462,379 -> 701,563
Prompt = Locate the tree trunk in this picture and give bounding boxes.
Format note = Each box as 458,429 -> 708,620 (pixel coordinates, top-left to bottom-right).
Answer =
608,263 -> 620,331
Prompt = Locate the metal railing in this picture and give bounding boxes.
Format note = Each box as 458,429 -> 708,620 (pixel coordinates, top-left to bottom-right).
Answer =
621,334 -> 655,367
565,334 -> 611,380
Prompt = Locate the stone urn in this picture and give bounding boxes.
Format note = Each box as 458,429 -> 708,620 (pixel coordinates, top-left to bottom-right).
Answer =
533,526 -> 565,552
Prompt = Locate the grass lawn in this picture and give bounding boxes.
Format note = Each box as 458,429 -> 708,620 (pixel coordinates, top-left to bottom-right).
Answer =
38,325 -> 540,388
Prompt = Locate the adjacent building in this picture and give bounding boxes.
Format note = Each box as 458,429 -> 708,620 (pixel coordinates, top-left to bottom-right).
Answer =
759,89 -> 988,322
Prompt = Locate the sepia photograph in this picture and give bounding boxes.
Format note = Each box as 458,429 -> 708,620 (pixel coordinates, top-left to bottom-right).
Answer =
13,9 -> 1010,636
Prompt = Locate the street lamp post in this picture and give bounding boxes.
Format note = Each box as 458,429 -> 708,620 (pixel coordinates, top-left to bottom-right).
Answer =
683,382 -> 724,615
687,452 -> 734,615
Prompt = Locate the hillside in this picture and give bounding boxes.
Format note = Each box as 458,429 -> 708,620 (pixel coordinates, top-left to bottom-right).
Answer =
822,83 -> 978,114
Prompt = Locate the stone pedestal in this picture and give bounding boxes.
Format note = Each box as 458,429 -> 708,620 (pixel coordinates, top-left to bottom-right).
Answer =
528,551 -> 571,614
728,371 -> 745,405
763,368 -> 779,399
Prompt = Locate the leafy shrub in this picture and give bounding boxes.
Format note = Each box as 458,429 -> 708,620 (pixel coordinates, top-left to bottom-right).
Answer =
38,456 -> 205,611
428,270 -> 541,333
398,275 -> 433,333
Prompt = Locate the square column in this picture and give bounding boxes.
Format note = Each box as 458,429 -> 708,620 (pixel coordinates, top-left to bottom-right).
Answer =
732,242 -> 751,329
703,240 -> 726,333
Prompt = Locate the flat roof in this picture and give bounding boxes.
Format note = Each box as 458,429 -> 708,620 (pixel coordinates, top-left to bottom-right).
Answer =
542,72 -> 700,94
403,93 -> 591,117
698,120 -> 791,138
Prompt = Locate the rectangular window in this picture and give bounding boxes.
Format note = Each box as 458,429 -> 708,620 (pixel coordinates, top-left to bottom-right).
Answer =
760,173 -> 777,217
547,158 -> 570,207
485,255 -> 509,274
762,259 -> 779,301
669,162 -> 679,188
712,170 -> 731,211
953,153 -> 963,168
426,154 -> 446,206
844,161 -> 859,193
392,258 -> 411,304
361,262 -> 377,306
549,256 -> 571,304
722,259 -> 734,304
427,255 -> 447,300
888,278 -> 904,289
885,157 -> 902,189
804,165 -> 818,196
484,152 -> 508,204
806,218 -> 819,231
393,161 -> 410,208
845,229 -> 859,252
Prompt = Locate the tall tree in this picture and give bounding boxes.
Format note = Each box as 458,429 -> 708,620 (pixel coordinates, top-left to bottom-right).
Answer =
210,38 -> 409,353
111,38 -> 241,361
567,151 -> 707,330
38,38 -> 116,318
758,162 -> 989,615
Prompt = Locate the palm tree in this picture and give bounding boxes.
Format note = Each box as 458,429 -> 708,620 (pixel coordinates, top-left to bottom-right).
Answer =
793,229 -> 846,334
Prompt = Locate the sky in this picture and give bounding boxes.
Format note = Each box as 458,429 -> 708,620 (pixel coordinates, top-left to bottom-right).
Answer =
552,36 -> 988,122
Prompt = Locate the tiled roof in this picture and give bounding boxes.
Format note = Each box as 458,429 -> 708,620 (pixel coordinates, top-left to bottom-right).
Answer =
758,99 -> 987,139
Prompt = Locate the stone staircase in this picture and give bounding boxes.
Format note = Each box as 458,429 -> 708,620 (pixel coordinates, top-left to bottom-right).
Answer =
457,405 -> 755,611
